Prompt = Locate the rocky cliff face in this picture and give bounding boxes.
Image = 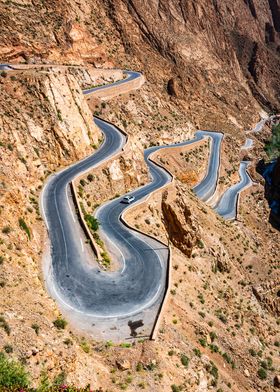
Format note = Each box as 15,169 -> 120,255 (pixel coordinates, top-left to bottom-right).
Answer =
1,0 -> 280,131
103,0 -> 280,115
0,67 -> 102,386
0,0 -> 122,66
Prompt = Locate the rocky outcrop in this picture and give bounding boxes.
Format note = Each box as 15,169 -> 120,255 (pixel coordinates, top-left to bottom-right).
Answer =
77,134 -> 148,208
161,187 -> 200,257
253,279 -> 280,316
167,77 -> 181,98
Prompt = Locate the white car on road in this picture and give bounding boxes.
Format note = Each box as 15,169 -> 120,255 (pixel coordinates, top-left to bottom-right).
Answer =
122,195 -> 135,204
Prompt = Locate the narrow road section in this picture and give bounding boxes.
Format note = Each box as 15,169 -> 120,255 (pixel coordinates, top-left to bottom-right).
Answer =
214,162 -> 252,220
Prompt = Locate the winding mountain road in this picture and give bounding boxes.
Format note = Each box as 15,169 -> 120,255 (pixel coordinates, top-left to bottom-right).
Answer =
1,63 -> 259,338
40,68 -> 227,338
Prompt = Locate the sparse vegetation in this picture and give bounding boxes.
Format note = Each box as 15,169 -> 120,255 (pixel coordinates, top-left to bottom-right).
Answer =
19,218 -> 31,240
53,317 -> 67,330
257,367 -> 267,380
180,354 -> 189,367
80,340 -> 90,353
84,214 -> 99,232
0,352 -> 29,388
171,385 -> 182,392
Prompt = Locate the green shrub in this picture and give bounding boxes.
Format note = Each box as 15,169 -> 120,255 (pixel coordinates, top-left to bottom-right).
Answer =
199,338 -> 207,347
198,293 -> 205,304
146,362 -> 157,371
209,344 -> 219,353
136,362 -> 143,372
63,338 -> 73,346
0,352 -> 29,388
209,331 -> 217,342
209,362 -> 219,380
216,311 -> 227,324
80,341 -> 90,353
120,342 -> 131,348
249,348 -> 257,356
193,348 -> 201,357
171,385 -> 181,392
180,354 -> 189,367
222,352 -> 233,365
101,251 -> 111,266
57,109 -> 63,121
53,317 -> 67,330
257,367 -> 267,380
19,218 -> 31,240
85,214 -> 99,232
105,340 -> 113,348
260,360 -> 268,369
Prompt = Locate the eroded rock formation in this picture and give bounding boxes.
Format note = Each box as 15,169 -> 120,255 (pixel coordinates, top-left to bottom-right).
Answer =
162,187 -> 200,257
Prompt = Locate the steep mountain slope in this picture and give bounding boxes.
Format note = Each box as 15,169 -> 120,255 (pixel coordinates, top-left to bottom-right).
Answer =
104,0 -> 280,114
0,1 -> 279,391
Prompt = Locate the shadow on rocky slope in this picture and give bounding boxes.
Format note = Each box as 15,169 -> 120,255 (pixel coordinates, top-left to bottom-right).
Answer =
257,157 -> 280,230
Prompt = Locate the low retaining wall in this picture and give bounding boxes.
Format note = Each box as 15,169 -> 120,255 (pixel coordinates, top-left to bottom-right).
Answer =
86,74 -> 145,106
120,148 -> 179,340
70,181 -> 102,260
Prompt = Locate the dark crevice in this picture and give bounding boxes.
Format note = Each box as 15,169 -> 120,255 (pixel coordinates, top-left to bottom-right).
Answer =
268,0 -> 280,32
248,42 -> 258,82
265,22 -> 276,43
244,0 -> 257,18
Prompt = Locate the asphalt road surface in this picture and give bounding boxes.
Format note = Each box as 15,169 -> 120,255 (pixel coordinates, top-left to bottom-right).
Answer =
83,70 -> 141,95
241,138 -> 253,149
193,132 -> 223,202
214,161 -> 252,220
42,114 -> 224,317
0,64 -> 15,71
